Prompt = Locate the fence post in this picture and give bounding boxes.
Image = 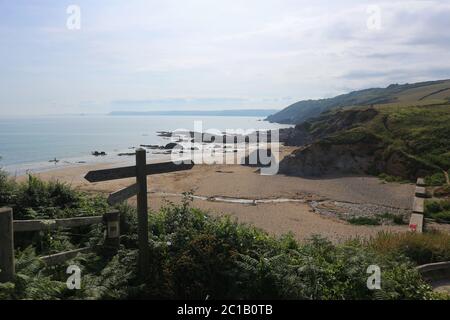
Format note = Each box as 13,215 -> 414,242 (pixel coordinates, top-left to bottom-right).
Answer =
0,207 -> 15,282
104,210 -> 120,251
136,148 -> 149,277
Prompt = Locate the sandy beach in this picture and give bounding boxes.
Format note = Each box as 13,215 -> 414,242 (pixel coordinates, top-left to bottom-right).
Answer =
18,144 -> 444,243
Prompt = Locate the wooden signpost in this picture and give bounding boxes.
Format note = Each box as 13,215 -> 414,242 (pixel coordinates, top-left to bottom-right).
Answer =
107,184 -> 138,206
84,148 -> 194,277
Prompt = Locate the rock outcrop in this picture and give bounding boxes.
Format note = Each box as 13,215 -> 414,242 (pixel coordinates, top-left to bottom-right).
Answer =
278,106 -> 443,180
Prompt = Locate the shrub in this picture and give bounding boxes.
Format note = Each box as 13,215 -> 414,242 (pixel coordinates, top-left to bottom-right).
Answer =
424,172 -> 446,186
443,200 -> 450,211
368,231 -> 450,265
0,173 -> 109,254
0,173 -> 109,221
434,184 -> 450,197
1,247 -> 68,300
378,212 -> 406,225
431,211 -> 450,223
426,200 -> 443,214
348,217 -> 381,225
425,200 -> 450,223
13,175 -> 81,219
378,173 -> 409,184
0,176 -> 446,300
393,215 -> 406,225
0,170 -> 17,205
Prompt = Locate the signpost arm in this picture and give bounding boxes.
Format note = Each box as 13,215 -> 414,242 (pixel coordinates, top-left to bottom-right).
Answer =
136,148 -> 150,277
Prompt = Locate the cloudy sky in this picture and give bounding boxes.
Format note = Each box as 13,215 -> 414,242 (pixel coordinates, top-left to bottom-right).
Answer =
1,0 -> 450,115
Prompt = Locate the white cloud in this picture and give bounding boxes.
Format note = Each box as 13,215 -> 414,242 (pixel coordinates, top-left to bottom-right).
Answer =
0,0 -> 450,115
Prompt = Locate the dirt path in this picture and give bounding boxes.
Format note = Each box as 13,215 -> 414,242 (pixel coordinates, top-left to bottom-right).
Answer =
431,279 -> 450,294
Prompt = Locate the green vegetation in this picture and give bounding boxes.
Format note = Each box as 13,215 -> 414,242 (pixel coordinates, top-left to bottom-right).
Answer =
267,79 -> 450,124
275,80 -> 450,181
368,231 -> 450,265
348,217 -> 381,225
347,213 -> 405,226
425,172 -> 447,186
0,172 -> 448,300
378,173 -> 409,184
323,128 -> 382,146
345,104 -> 449,177
283,104 -> 450,180
0,173 -> 108,221
434,184 -> 450,197
378,213 -> 407,225
425,199 -> 450,223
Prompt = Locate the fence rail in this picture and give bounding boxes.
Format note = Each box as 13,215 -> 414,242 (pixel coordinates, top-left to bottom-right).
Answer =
1,152 -> 193,282
0,207 -> 119,283
41,247 -> 92,266
417,261 -> 450,273
13,216 -> 104,232
417,261 -> 450,282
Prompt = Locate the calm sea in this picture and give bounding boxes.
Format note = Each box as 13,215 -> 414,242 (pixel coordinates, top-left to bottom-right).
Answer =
0,115 -> 289,175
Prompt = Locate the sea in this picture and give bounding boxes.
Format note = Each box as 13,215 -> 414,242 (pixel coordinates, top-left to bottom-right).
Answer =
0,115 -> 290,175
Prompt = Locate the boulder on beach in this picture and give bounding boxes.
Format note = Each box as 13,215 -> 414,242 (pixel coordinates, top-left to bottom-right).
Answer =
157,131 -> 172,137
91,151 -> 107,156
140,144 -> 165,149
164,142 -> 181,150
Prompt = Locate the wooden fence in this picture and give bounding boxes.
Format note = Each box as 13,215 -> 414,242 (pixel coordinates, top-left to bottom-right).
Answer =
0,207 -> 119,283
417,261 -> 450,283
1,148 -> 194,282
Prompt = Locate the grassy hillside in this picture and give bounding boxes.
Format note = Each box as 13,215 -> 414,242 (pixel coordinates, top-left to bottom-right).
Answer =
279,103 -> 450,179
267,79 -> 450,124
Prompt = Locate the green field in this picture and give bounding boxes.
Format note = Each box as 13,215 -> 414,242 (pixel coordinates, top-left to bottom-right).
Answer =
267,79 -> 450,124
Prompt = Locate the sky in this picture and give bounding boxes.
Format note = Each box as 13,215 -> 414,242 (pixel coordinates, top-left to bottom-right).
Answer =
1,0 -> 450,115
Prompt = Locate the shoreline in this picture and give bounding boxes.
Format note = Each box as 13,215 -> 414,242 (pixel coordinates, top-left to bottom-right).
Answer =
1,127 -> 281,176
0,116 -> 291,176
1,147 -> 173,177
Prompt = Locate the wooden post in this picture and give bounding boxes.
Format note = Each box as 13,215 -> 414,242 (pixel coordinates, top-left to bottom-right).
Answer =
136,148 -> 149,277
0,207 -> 15,282
84,155 -> 194,275
104,210 -> 120,251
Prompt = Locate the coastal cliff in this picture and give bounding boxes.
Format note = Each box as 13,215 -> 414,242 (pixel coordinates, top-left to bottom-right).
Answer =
277,104 -> 450,180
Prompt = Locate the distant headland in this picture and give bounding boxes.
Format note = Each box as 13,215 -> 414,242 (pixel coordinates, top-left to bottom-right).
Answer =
109,109 -> 279,117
